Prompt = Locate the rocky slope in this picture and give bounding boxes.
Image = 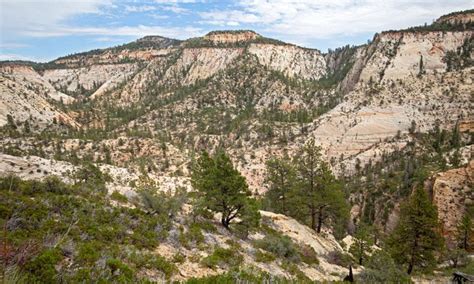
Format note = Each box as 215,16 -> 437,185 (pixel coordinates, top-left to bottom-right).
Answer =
0,10 -> 473,280
431,160 -> 474,246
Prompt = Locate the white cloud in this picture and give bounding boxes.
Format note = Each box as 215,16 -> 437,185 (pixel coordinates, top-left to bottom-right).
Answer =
200,0 -> 474,38
0,43 -> 30,49
125,5 -> 157,13
23,25 -> 203,40
161,5 -> 190,14
154,0 -> 200,3
0,53 -> 37,61
1,0 -> 113,33
150,14 -> 170,20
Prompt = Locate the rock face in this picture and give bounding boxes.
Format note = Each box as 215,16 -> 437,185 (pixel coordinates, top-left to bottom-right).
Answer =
436,10 -> 474,25
204,30 -> 260,44
431,161 -> 474,247
164,48 -> 244,85
0,65 -> 79,128
42,63 -> 139,96
248,44 -> 327,80
358,31 -> 472,82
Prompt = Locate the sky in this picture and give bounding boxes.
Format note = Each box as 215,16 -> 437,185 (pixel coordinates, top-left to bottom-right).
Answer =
0,0 -> 472,62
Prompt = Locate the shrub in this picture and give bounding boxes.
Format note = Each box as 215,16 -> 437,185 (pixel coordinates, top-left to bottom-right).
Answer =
150,255 -> 177,279
110,190 -> 128,203
182,223 -> 206,248
298,244 -> 319,265
25,248 -> 62,283
77,241 -> 101,265
186,267 -> 280,283
326,250 -> 353,267
106,258 -> 134,281
172,252 -> 186,264
254,250 -> 276,263
201,247 -> 243,269
254,234 -> 300,262
358,250 -> 410,283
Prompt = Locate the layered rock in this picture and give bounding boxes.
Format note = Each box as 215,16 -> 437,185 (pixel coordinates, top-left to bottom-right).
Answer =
204,30 -> 259,44
431,161 -> 474,246
0,67 -> 79,128
248,44 -> 327,80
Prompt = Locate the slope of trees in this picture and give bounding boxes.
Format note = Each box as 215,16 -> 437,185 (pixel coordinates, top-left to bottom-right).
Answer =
388,187 -> 444,274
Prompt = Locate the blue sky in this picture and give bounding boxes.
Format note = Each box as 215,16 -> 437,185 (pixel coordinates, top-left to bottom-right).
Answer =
1,0 -> 472,62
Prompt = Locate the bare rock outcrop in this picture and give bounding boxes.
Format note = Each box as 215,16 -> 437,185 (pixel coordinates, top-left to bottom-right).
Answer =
431,160 -> 474,246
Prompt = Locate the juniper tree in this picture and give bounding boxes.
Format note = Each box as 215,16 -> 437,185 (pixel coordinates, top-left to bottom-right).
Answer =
388,187 -> 444,274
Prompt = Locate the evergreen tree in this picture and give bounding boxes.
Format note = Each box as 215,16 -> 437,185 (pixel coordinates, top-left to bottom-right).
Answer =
450,120 -> 461,149
388,187 -> 444,274
418,55 -> 425,77
23,120 -> 31,134
264,155 -> 296,215
457,213 -> 472,250
349,222 -> 374,265
191,150 -> 260,230
293,139 -> 348,233
74,162 -> 111,193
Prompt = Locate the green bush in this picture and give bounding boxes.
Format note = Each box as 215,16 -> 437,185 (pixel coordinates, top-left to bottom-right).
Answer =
326,250 -> 353,267
358,250 -> 411,283
106,258 -> 134,281
25,248 -> 62,283
110,190 -> 128,203
172,252 -> 186,264
150,255 -> 177,279
187,224 -> 206,245
186,268 -> 281,283
254,234 -> 300,262
201,247 -> 243,269
254,250 -> 276,263
298,244 -> 319,265
77,241 -> 101,265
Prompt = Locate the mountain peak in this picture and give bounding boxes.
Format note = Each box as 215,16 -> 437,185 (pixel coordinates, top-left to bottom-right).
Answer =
132,35 -> 181,48
203,30 -> 261,44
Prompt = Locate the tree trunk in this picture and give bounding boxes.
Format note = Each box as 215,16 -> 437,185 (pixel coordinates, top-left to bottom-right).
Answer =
407,263 -> 413,275
463,231 -> 468,250
221,216 -> 230,229
311,207 -> 316,231
316,208 -> 323,233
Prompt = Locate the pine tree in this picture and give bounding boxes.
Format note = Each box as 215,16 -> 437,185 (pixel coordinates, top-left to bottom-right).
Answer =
349,222 -> 374,265
457,214 -> 472,250
293,139 -> 348,233
450,120 -> 461,149
418,55 -> 425,77
191,150 -> 260,229
23,120 -> 31,134
388,187 -> 444,274
264,155 -> 296,215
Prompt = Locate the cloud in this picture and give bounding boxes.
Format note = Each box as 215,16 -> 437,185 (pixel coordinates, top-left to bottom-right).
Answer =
125,5 -> 157,13
0,43 -> 30,49
0,53 -> 38,61
200,0 -> 474,38
1,0 -> 113,33
23,25 -> 203,39
149,14 -> 170,20
161,5 -> 190,14
154,0 -> 201,3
